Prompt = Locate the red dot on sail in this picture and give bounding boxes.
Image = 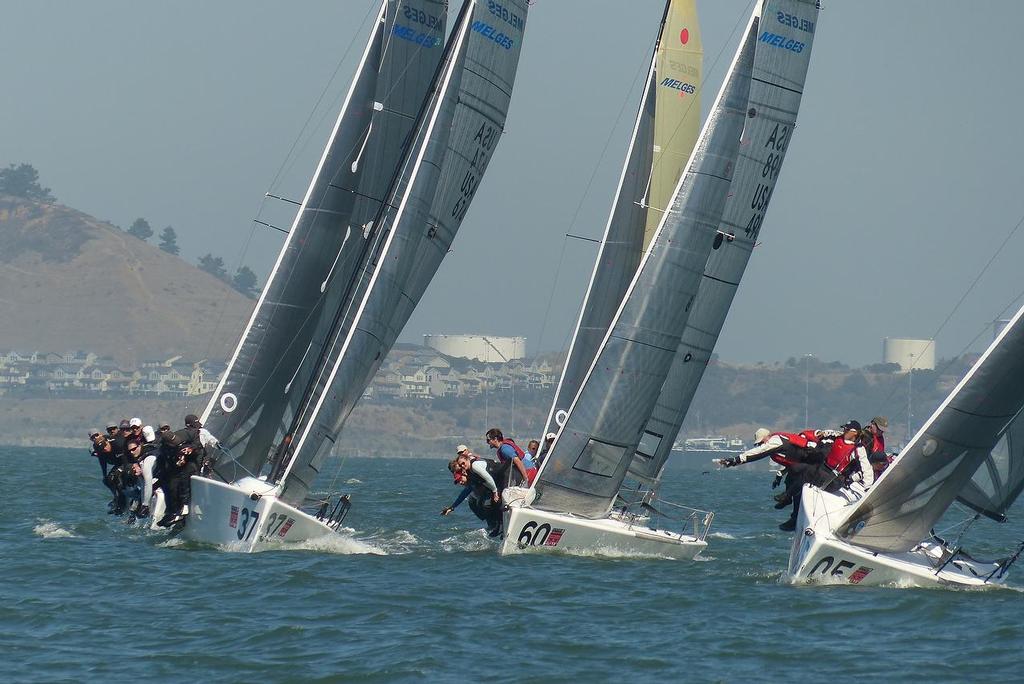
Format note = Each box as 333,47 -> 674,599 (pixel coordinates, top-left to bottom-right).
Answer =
680,28 -> 689,45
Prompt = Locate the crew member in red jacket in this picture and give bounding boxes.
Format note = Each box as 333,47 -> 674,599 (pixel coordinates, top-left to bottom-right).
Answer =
717,428 -> 824,531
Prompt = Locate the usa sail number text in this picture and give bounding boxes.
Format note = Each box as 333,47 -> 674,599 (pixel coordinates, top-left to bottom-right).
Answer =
451,122 -> 498,221
743,123 -> 789,239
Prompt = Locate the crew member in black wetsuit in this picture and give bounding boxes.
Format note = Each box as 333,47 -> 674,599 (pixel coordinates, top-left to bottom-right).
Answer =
90,431 -> 121,506
441,445 -> 506,536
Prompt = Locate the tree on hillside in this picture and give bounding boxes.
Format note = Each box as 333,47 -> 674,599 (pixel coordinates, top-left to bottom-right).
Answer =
127,217 -> 154,241
198,253 -> 229,282
0,163 -> 55,202
232,266 -> 260,298
158,226 -> 180,255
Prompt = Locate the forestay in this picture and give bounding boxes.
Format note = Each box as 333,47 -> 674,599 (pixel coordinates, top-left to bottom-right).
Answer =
956,416 -> 1024,522
837,303 -> 1024,553
546,0 -> 700,435
279,0 -> 530,505
202,0 -> 445,483
628,0 -> 819,484
533,14 -> 757,519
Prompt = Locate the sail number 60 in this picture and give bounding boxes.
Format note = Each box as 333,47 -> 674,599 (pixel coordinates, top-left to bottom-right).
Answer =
517,521 -> 551,547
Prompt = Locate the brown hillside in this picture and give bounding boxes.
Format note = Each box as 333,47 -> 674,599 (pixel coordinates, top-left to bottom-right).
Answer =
0,195 -> 253,364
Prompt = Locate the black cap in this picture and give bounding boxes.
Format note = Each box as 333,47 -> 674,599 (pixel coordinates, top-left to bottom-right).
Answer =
119,419 -> 130,429
843,420 -> 862,432
106,422 -> 118,430
185,414 -> 201,428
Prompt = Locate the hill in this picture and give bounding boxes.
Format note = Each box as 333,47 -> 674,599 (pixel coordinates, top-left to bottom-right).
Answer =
0,195 -> 252,364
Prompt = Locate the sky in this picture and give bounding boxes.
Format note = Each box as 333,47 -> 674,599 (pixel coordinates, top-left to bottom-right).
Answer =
4,0 -> 1024,366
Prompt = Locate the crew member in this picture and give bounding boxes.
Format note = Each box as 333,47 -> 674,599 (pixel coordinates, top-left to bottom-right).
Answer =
717,428 -> 823,531
824,420 -> 874,489
441,445 -> 504,536
485,427 -> 533,486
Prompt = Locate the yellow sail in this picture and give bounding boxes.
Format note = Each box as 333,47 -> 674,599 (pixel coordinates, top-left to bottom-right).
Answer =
644,0 -> 702,248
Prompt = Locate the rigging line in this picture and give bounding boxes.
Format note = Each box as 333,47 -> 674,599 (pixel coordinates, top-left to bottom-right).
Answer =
278,1 -> 478,480
323,446 -> 352,499
265,0 -> 380,194
904,210 -> 1024,375
197,199 -> 266,367
533,0 -> 754,353
253,219 -> 289,235
879,209 -> 1024,410
231,2 -> 456,419
532,24 -> 656,355
565,232 -> 601,244
265,193 -> 302,206
290,0 -> 449,203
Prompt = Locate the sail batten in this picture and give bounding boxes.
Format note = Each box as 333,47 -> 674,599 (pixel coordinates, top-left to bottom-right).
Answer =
533,11 -> 759,519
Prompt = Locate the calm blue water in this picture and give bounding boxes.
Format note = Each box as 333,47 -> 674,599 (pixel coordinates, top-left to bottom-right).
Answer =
3,446 -> 1022,682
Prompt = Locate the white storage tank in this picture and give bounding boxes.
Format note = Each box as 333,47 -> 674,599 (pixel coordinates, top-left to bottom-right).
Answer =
883,338 -> 935,371
423,334 -> 526,362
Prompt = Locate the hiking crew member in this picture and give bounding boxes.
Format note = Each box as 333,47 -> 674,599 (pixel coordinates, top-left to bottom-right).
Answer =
717,428 -> 825,531
442,445 -> 504,535
823,420 -> 874,489
485,427 -> 535,486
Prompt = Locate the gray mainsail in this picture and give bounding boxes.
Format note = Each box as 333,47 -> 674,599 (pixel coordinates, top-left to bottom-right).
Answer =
279,0 -> 530,504
956,417 -> 1024,522
628,0 -> 819,484
533,13 -> 758,519
837,302 -> 1024,553
542,4 -> 665,437
202,0 -> 445,482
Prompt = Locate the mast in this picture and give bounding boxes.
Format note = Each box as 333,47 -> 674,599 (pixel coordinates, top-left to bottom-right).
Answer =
544,0 -> 700,438
627,0 -> 820,485
837,301 -> 1024,553
201,0 -> 446,482
532,10 -> 759,519
278,0 -> 531,505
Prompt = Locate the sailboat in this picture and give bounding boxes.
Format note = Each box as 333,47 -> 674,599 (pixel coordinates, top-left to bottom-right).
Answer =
180,0 -> 530,551
499,0 -> 819,558
788,302 -> 1024,588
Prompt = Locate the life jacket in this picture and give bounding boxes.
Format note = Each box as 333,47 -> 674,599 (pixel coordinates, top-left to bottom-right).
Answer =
869,431 -> 885,454
767,432 -> 815,467
496,438 -> 526,461
825,439 -> 858,471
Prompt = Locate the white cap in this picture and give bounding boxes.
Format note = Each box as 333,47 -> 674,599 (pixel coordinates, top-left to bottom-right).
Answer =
129,417 -> 142,427
456,444 -> 469,454
545,432 -> 557,441
142,425 -> 156,443
754,428 -> 771,443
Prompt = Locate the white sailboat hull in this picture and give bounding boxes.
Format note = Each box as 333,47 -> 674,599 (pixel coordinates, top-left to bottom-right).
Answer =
180,476 -> 335,552
499,505 -> 707,560
786,485 -> 1004,588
